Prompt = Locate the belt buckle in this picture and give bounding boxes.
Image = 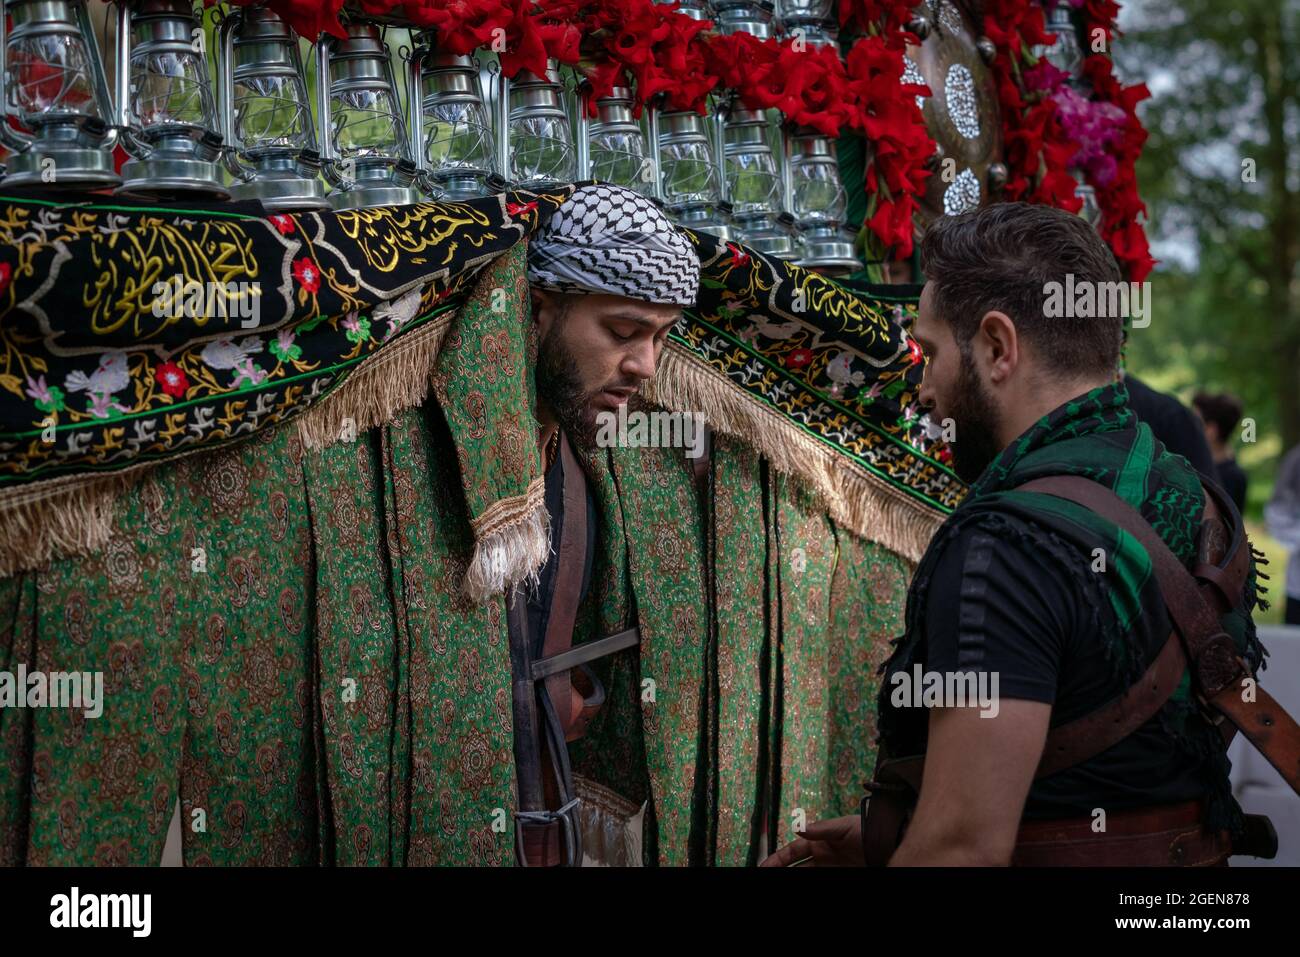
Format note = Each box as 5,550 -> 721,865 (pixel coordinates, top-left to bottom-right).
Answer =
514,797 -> 583,867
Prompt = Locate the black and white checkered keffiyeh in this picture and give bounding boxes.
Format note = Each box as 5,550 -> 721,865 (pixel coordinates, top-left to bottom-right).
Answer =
526,184 -> 700,307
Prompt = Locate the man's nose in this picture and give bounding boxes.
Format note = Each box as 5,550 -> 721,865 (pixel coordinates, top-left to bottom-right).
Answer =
623,339 -> 658,382
917,369 -> 936,413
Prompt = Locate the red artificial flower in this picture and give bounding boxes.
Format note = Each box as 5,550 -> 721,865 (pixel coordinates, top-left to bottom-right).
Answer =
785,348 -> 814,370
1023,59 -> 1071,94
839,0 -> 919,39
293,257 -> 321,294
907,337 -> 923,366
574,0 -> 716,115
539,19 -> 583,64
155,361 -> 189,398
971,0 -> 1153,282
269,214 -> 295,235
1073,10 -> 1155,281
843,32 -> 933,258
213,0 -> 406,41
867,197 -> 919,259
506,199 -> 539,216
727,243 -> 750,268
256,0 -> 347,41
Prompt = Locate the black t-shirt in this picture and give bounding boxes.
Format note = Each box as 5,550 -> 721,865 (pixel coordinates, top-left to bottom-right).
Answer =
883,522 -> 1210,820
1215,458 -> 1248,514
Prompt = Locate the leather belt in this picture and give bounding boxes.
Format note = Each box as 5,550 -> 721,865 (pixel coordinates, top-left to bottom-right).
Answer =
1011,802 -> 1233,867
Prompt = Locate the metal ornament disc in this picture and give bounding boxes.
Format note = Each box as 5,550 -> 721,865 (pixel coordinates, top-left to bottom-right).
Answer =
906,0 -> 1003,235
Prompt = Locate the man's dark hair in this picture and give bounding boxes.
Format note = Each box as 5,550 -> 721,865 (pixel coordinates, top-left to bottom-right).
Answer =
919,202 -> 1125,377
1192,391 -> 1244,440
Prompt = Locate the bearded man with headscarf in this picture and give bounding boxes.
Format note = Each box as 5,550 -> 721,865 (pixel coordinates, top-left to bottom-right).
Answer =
508,185 -> 700,866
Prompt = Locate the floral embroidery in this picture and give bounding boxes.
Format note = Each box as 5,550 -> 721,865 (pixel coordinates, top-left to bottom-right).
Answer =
155,362 -> 189,398
293,257 -> 321,293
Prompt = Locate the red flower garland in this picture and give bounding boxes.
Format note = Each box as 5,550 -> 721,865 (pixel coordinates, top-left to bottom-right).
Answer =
983,0 -> 1151,281
839,0 -> 918,43
211,0 -> 1148,279
844,31 -> 932,258
982,0 -> 1079,211
557,0 -> 717,114
706,32 -> 857,135
387,0 -> 574,78
705,22 -> 933,259
208,0 -> 348,41
1077,4 -> 1154,281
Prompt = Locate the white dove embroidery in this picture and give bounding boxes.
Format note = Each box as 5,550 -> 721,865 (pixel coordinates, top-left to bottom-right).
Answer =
825,350 -> 866,399
740,316 -> 803,343
201,336 -> 267,387
64,351 -> 132,419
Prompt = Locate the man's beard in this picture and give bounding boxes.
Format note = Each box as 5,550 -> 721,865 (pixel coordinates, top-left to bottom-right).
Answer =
535,326 -> 600,452
946,354 -> 1005,484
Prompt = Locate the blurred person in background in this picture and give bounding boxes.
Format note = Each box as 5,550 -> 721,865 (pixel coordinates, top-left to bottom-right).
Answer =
1193,392 -> 1249,513
1123,373 -> 1216,479
1266,444 -> 1300,627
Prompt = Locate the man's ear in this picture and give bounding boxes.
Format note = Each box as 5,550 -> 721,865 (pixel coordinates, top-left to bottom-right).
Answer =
976,310 -> 1019,385
531,288 -> 561,339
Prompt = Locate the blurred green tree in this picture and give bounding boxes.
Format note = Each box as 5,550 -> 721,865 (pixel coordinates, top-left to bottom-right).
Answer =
1117,0 -> 1299,451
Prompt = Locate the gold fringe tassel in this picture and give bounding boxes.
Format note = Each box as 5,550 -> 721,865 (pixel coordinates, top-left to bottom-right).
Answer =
464,475 -> 551,603
643,343 -> 946,563
295,314 -> 455,451
0,469 -> 136,578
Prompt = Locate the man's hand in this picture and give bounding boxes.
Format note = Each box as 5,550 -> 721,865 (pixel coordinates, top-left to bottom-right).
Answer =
759,815 -> 863,867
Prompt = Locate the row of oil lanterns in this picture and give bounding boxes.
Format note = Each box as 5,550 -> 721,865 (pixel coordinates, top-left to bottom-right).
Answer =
0,0 -> 864,272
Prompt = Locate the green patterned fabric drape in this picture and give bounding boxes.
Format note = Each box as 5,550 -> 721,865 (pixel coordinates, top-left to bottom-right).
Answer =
0,409 -> 912,866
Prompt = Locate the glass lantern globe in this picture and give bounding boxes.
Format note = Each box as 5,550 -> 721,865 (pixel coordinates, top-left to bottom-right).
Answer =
0,0 -> 119,187
506,62 -> 576,186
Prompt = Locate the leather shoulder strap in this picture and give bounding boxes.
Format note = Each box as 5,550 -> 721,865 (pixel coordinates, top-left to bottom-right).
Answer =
1017,475 -> 1300,796
1035,630 -> 1186,778
1017,476 -> 1236,694
540,432 -> 600,742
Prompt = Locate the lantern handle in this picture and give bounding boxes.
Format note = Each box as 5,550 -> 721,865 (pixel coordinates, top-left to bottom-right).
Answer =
112,1 -> 152,159
780,115 -> 794,222
214,8 -> 254,182
494,64 -> 509,187
646,96 -> 664,204
82,0 -> 118,152
378,30 -> 413,169
401,40 -> 426,190
712,90 -> 730,205
313,34 -> 352,189
405,42 -> 446,198
574,76 -> 590,181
